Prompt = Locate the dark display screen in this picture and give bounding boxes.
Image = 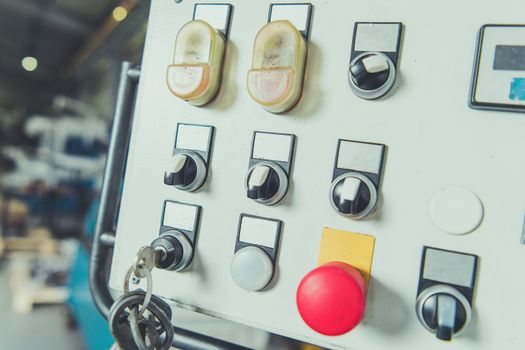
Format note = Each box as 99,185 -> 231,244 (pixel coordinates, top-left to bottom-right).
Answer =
494,45 -> 525,71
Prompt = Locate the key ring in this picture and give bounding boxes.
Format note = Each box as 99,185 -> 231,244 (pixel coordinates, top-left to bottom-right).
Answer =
109,290 -> 174,350
124,263 -> 153,317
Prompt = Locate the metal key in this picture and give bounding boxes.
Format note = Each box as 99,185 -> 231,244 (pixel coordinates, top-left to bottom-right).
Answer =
133,246 -> 157,278
144,314 -> 162,349
109,246 -> 174,350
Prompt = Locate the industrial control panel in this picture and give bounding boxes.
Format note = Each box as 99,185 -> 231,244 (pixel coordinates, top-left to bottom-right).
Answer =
110,1 -> 525,349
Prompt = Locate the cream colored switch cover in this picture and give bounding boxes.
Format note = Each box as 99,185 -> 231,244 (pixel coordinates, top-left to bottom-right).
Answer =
318,227 -> 375,282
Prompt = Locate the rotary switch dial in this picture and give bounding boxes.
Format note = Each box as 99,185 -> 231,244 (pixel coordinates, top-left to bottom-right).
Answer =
246,162 -> 288,205
164,151 -> 207,192
330,172 -> 377,219
416,285 -> 472,341
349,52 -> 396,100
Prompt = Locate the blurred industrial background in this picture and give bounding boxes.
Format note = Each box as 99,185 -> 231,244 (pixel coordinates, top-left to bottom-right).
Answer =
0,0 -> 147,349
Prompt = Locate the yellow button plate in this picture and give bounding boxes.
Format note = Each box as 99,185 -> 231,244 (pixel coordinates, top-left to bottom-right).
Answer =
318,227 -> 375,282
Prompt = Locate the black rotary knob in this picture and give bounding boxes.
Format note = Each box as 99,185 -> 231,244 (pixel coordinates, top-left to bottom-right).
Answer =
416,285 -> 472,341
422,293 -> 467,341
329,173 -> 377,220
164,152 -> 207,192
246,162 -> 289,205
349,52 -> 396,100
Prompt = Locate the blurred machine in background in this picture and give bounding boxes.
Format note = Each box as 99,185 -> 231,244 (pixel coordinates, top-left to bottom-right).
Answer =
0,1 -> 150,349
1,110 -> 107,237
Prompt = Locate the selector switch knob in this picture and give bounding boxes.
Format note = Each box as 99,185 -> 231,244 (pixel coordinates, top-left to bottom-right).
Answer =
330,173 -> 377,220
151,231 -> 194,272
164,151 -> 207,192
297,262 -> 367,336
247,166 -> 279,200
246,162 -> 289,205
349,52 -> 396,100
416,285 -> 472,341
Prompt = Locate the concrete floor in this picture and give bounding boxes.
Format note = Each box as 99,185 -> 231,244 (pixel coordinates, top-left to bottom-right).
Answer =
0,261 -> 86,350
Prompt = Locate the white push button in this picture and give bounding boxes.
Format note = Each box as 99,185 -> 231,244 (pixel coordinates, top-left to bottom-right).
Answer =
231,246 -> 274,291
430,187 -> 484,235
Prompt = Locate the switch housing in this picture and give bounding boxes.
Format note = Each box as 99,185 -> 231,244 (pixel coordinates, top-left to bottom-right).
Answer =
246,131 -> 295,205
349,22 -> 403,99
153,201 -> 202,271
415,247 -> 479,341
230,214 -> 283,291
330,140 -> 386,219
164,123 -> 214,192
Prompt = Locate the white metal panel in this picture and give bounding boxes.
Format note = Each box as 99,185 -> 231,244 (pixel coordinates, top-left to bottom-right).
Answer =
110,1 -> 525,349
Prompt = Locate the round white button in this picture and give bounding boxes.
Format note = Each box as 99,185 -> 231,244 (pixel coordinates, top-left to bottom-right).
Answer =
430,187 -> 484,235
230,246 -> 273,291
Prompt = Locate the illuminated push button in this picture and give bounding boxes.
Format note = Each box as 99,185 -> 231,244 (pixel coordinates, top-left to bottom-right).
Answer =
167,20 -> 225,106
297,262 -> 367,336
231,246 -> 274,291
247,20 -> 307,113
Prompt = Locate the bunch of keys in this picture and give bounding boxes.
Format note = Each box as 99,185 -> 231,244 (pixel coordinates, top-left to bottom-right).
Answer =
109,246 -> 174,350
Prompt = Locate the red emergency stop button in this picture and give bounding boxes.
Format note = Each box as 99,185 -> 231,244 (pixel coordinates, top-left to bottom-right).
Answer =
296,261 -> 367,336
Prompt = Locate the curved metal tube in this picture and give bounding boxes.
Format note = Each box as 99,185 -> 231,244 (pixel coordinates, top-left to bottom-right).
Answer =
89,62 -> 252,350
